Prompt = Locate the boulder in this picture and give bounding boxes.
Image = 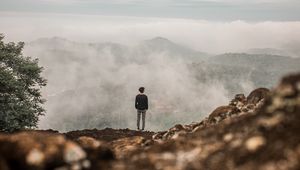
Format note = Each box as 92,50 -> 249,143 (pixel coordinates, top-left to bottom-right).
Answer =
247,88 -> 270,105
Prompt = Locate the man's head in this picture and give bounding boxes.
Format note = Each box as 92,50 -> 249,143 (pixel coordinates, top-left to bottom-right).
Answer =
139,87 -> 145,93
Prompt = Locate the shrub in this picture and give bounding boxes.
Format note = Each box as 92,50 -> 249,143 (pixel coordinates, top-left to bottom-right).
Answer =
0,34 -> 46,131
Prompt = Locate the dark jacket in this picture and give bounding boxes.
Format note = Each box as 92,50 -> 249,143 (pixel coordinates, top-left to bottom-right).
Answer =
135,94 -> 148,110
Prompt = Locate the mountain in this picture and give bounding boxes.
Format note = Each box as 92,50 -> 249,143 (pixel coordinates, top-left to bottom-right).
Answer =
137,37 -> 208,61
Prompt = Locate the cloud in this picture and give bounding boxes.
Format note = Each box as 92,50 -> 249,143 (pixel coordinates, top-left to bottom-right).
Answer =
1,12 -> 300,56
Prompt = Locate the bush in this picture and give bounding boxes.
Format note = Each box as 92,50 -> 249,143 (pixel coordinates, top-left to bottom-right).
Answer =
0,34 -> 47,131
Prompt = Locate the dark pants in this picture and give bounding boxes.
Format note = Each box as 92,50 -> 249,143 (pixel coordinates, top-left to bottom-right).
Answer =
137,109 -> 146,130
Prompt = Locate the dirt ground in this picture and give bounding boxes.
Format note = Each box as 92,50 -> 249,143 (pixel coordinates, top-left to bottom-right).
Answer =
64,128 -> 155,142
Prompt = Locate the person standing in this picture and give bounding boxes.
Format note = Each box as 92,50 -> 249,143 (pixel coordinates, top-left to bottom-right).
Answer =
135,87 -> 148,130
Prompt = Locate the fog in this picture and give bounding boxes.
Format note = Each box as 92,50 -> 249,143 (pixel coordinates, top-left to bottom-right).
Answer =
23,37 -> 231,131
1,12 -> 300,131
1,12 -> 300,56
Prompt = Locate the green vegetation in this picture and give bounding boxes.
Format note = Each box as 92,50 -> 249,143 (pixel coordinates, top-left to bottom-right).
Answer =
0,34 -> 46,132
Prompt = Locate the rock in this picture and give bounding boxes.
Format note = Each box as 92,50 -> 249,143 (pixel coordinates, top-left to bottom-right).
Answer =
77,136 -> 102,149
191,126 -> 202,133
230,94 -> 247,108
64,142 -> 86,164
171,131 -> 187,140
241,104 -> 255,112
169,124 -> 185,132
152,131 -> 167,141
208,105 -> 239,123
26,148 -> 45,167
110,136 -> 146,158
245,136 -> 266,152
247,88 -> 270,105
223,133 -> 234,142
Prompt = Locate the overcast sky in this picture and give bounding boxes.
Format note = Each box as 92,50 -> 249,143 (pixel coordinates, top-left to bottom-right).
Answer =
0,0 -> 299,21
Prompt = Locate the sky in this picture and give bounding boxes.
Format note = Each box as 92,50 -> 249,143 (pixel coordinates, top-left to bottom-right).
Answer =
0,0 -> 299,21
0,0 -> 300,54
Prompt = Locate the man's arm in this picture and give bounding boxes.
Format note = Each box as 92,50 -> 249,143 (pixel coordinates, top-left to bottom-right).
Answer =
145,96 -> 148,110
135,95 -> 138,109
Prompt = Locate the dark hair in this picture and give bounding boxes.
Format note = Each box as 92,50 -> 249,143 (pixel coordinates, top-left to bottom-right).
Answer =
139,87 -> 145,93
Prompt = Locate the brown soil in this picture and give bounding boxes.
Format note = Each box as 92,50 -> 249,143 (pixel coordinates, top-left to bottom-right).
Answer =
64,128 -> 155,142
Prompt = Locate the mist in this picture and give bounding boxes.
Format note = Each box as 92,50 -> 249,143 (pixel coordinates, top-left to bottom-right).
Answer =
23,37 -> 231,131
1,12 -> 300,131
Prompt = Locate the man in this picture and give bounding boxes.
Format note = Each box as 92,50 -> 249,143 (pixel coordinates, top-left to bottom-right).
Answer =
135,87 -> 148,130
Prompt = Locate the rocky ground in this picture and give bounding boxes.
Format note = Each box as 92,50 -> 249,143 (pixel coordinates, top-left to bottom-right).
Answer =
0,73 -> 299,170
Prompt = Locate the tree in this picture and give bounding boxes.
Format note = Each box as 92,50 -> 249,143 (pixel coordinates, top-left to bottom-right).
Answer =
0,34 -> 47,131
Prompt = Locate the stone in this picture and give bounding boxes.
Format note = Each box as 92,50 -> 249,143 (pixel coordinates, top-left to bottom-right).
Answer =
245,136 -> 266,152
223,133 -> 234,142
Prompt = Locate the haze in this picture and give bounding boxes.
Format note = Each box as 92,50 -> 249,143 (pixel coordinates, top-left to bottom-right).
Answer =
0,0 -> 300,131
